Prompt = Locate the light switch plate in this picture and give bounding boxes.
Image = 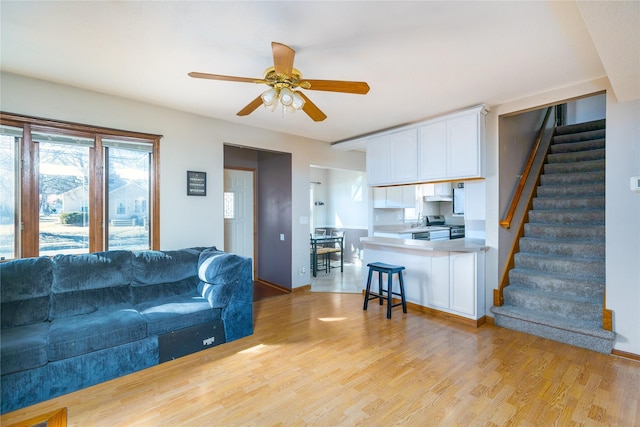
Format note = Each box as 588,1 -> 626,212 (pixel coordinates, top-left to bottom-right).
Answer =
631,176 -> 640,192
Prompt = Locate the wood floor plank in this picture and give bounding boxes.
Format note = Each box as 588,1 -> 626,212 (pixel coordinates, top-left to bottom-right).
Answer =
2,291 -> 639,426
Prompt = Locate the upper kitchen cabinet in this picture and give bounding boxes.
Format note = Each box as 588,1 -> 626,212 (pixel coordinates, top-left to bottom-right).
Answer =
418,106 -> 487,181
364,105 -> 488,186
366,129 -> 418,186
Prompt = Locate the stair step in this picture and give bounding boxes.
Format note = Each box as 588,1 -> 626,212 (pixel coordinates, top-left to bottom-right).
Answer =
514,252 -> 605,280
536,183 -> 604,198
553,130 -> 606,145
519,237 -> 605,258
509,268 -> 604,298
503,285 -> 603,322
555,119 -> 606,136
528,209 -> 604,225
549,139 -> 605,155
490,305 -> 615,354
524,223 -> 605,240
532,195 -> 604,210
544,159 -> 605,175
540,170 -> 604,186
547,148 -> 605,164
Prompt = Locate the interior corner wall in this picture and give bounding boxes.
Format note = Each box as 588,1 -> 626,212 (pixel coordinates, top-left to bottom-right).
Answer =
257,151 -> 292,289
604,95 -> 640,355
497,109 -> 548,273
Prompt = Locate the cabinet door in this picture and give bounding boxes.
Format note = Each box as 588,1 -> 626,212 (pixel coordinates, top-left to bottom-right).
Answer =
390,129 -> 418,183
464,180 -> 485,220
447,114 -> 479,179
418,121 -> 447,181
366,134 -> 390,185
428,252 -> 449,309
372,187 -> 387,208
449,252 -> 476,316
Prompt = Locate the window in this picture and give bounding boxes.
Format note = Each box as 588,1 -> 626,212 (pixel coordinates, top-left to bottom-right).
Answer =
223,192 -> 235,219
33,132 -> 93,256
0,125 -> 20,259
104,139 -> 152,251
0,113 -> 161,259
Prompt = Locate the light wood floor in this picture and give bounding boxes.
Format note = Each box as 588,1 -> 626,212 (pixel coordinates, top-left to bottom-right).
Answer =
3,291 -> 639,426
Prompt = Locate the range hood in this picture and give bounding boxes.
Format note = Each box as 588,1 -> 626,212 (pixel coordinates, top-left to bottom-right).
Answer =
423,195 -> 453,202
422,183 -> 453,202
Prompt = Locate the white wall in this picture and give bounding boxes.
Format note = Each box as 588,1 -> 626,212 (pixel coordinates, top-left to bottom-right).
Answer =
0,72 -> 366,290
566,92 -> 607,124
487,77 -> 640,354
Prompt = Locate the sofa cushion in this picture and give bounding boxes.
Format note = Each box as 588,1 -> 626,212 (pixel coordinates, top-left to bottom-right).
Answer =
1,322 -> 50,375
131,249 -> 202,286
197,249 -> 246,308
48,304 -> 146,361
1,257 -> 52,328
135,295 -> 219,336
50,251 -> 133,319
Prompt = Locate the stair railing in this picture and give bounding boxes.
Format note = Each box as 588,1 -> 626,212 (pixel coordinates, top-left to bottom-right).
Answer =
500,106 -> 554,229
494,106 -> 556,307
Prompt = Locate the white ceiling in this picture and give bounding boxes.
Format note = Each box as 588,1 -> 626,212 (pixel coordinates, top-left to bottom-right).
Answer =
1,1 -> 638,144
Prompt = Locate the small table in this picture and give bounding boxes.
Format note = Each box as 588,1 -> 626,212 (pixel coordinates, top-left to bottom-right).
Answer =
310,234 -> 344,277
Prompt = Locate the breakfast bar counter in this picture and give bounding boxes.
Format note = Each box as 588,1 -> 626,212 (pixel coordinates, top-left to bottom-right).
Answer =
360,237 -> 488,325
361,236 -> 488,253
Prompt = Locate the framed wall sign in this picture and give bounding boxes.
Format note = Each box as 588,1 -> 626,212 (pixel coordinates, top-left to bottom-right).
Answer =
187,171 -> 207,196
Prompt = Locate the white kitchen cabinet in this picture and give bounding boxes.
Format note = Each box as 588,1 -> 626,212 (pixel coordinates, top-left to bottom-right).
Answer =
366,129 -> 418,186
372,185 -> 415,208
449,252 -> 477,316
418,120 -> 448,181
464,180 -> 486,220
427,252 -> 450,309
365,105 -> 487,186
366,134 -> 391,186
418,106 -> 486,181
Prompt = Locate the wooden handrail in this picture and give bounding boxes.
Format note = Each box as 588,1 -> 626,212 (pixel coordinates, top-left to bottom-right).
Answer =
495,106 -> 555,307
500,107 -> 554,229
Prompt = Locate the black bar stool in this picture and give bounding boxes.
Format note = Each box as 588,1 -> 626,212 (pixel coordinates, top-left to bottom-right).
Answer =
363,262 -> 406,319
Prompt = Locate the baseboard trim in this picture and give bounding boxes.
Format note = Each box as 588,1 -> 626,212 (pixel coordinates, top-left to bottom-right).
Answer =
255,279 -> 292,293
293,284 -> 311,293
359,289 -> 484,328
612,349 -> 640,362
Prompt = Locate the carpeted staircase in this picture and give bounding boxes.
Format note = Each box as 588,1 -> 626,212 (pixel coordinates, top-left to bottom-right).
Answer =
491,119 -> 615,353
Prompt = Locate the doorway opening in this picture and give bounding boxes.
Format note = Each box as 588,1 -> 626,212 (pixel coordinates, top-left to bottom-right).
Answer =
224,145 -> 293,292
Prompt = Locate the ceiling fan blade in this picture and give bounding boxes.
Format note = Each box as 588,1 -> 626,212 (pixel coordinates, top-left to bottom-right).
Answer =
272,42 -> 295,77
188,72 -> 264,84
298,92 -> 327,122
236,95 -> 264,116
301,79 -> 370,94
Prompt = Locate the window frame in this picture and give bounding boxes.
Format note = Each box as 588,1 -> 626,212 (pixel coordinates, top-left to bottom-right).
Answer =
0,112 -> 161,258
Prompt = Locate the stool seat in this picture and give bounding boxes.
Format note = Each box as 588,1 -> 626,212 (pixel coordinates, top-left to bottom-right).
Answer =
367,262 -> 405,274
363,262 -> 407,319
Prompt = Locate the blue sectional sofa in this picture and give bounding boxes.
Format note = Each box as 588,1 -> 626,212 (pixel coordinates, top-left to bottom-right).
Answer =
0,247 -> 253,414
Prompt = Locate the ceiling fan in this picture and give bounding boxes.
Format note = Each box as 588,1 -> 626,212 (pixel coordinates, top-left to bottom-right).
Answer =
188,42 -> 370,122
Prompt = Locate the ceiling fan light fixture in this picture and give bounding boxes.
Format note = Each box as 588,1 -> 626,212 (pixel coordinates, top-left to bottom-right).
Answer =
261,88 -> 278,106
292,91 -> 305,110
279,87 -> 294,106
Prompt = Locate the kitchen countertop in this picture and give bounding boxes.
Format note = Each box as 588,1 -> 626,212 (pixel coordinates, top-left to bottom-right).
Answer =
361,236 -> 488,253
373,225 -> 454,234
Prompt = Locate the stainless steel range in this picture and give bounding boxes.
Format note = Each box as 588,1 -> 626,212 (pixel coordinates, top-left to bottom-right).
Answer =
423,215 -> 465,240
